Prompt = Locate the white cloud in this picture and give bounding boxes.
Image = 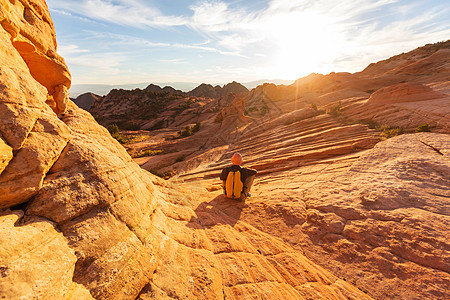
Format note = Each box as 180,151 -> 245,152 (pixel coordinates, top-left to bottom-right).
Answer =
58,44 -> 90,56
47,0 -> 187,27
49,0 -> 450,82
159,58 -> 186,64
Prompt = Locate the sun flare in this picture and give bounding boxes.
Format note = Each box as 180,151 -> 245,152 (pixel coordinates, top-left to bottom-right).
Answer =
265,11 -> 345,79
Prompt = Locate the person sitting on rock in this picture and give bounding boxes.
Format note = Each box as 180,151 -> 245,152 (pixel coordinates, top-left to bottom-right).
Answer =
220,153 -> 257,200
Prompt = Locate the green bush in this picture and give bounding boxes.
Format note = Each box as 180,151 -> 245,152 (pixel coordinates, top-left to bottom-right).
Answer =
139,150 -> 163,157
415,123 -> 430,133
107,124 -> 126,144
180,125 -> 193,137
383,128 -> 400,139
107,124 -> 120,135
377,124 -> 401,140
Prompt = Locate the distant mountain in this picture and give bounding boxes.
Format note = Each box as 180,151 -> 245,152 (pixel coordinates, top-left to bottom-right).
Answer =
188,81 -> 248,98
243,79 -> 295,89
70,80 -> 293,97
145,84 -> 184,95
69,83 -> 149,98
70,82 -> 200,97
72,92 -> 102,110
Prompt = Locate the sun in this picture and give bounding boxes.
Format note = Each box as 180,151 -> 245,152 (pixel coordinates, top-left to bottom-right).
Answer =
264,11 -> 344,79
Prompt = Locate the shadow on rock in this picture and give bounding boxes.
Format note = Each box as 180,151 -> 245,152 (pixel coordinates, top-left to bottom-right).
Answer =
187,194 -> 246,229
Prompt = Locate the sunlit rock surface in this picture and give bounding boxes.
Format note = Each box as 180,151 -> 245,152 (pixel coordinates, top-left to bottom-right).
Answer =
0,1 -> 449,299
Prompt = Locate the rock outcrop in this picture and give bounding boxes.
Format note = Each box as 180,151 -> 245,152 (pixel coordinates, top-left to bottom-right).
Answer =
0,1 -> 157,298
0,0 -> 71,115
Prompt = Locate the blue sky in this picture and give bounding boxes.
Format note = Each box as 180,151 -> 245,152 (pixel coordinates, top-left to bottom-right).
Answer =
46,0 -> 450,86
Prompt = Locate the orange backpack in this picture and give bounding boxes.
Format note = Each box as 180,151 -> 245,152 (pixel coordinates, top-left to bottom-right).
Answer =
225,169 -> 244,199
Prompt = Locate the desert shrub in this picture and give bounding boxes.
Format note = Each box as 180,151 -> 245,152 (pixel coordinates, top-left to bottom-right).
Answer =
138,150 -> 163,157
175,123 -> 201,139
310,103 -> 325,115
123,134 -> 151,144
245,107 -> 258,115
107,124 -> 120,135
192,122 -> 201,133
326,101 -> 342,117
180,125 -> 193,137
415,123 -> 430,133
378,124 -> 401,140
174,103 -> 190,114
383,128 -> 400,139
107,124 -> 126,144
112,121 -> 141,131
174,99 -> 194,114
365,89 -> 376,94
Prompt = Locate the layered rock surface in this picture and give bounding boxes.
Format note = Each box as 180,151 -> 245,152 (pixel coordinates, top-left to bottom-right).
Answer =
1,1 -> 449,299
122,42 -> 450,299
0,1 -> 379,299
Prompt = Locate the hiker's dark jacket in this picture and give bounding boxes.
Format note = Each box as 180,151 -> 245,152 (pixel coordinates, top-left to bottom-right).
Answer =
220,165 -> 257,184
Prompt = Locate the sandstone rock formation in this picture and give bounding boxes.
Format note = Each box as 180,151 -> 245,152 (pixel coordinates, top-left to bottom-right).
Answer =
0,0 -> 71,115
124,41 -> 449,299
89,87 -> 219,131
1,1 -> 449,299
0,1 -> 379,299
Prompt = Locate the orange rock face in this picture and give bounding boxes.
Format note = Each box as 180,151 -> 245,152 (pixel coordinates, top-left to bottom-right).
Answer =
0,1 -> 449,299
0,0 -> 71,115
